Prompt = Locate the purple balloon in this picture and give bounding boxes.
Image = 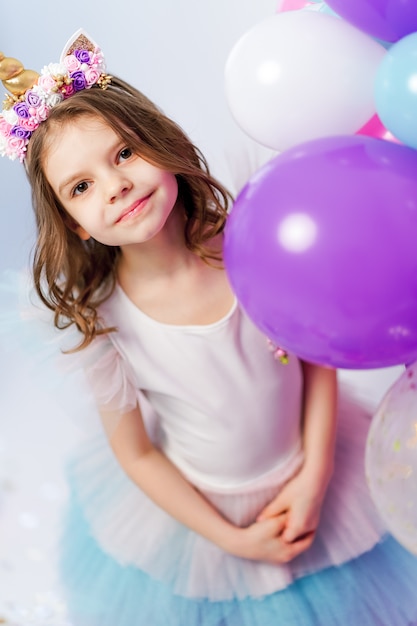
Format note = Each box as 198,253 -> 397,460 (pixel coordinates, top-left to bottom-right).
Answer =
325,0 -> 417,42
224,135 -> 417,369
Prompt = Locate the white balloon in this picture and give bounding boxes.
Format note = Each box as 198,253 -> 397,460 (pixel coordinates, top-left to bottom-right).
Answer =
224,11 -> 386,151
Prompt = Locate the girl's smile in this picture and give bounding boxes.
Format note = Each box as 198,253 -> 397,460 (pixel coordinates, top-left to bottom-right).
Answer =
115,193 -> 153,224
43,115 -> 179,247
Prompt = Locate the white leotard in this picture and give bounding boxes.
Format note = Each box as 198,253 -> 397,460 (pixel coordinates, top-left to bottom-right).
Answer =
98,284 -> 303,492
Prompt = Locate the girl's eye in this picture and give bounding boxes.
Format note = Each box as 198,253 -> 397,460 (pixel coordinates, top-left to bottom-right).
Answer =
119,147 -> 133,161
73,181 -> 90,196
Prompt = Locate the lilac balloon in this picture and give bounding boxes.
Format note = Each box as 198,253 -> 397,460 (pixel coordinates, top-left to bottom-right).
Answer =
224,135 -> 417,369
325,0 -> 417,42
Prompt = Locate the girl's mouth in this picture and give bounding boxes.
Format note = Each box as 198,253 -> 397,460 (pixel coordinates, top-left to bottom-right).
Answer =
116,193 -> 152,223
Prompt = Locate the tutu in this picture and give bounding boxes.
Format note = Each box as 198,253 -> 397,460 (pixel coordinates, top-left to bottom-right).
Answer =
2,269 -> 417,626
65,393 -> 386,602
61,498 -> 417,626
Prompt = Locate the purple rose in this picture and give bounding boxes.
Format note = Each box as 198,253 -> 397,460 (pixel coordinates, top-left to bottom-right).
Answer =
25,90 -> 42,108
13,101 -> 30,119
10,125 -> 31,140
74,49 -> 91,64
70,70 -> 87,91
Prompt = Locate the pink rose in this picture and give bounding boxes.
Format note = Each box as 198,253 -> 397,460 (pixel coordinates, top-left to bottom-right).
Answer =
19,117 -> 40,131
84,68 -> 101,86
34,103 -> 49,122
62,82 -> 75,97
91,51 -> 105,70
0,117 -> 12,137
63,55 -> 81,73
38,74 -> 57,91
7,135 -> 27,160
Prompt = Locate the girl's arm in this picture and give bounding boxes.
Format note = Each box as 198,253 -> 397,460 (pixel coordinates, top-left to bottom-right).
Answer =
106,404 -> 314,564
257,362 -> 337,544
297,361 -> 337,496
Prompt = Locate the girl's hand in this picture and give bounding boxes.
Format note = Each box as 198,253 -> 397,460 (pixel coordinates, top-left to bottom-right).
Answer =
227,513 -> 315,563
256,468 -> 328,546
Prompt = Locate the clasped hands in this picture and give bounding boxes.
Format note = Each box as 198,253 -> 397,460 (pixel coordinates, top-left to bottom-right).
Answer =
230,469 -> 325,564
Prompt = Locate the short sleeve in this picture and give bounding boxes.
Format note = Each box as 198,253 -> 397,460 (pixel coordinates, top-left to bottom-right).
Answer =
49,326 -> 142,439
60,332 -> 141,437
69,333 -> 138,414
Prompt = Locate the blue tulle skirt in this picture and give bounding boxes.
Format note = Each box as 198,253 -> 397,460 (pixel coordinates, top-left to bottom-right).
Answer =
60,477 -> 417,626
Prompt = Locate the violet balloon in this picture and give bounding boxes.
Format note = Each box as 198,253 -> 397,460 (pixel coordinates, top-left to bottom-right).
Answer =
325,0 -> 417,42
224,135 -> 417,369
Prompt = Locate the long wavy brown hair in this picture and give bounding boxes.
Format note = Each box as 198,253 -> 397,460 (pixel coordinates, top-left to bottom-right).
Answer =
25,76 -> 232,350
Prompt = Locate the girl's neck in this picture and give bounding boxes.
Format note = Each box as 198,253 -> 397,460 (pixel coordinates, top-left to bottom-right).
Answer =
116,224 -> 232,326
117,203 -> 194,281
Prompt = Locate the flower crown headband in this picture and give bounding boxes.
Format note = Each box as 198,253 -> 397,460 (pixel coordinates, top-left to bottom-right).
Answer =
0,29 -> 111,163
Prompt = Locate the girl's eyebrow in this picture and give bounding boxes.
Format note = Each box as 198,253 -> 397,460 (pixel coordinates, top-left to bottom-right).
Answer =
58,173 -> 85,195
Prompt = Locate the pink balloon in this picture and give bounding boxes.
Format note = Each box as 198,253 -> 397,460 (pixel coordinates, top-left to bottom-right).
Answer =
276,0 -> 313,11
357,114 -> 401,144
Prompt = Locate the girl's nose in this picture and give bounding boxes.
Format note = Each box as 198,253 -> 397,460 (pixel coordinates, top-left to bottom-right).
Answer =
107,174 -> 132,204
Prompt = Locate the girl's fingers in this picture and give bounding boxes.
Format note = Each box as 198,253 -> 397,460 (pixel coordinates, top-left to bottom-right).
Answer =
268,513 -> 287,535
256,496 -> 288,522
284,527 -> 316,544
279,531 -> 315,562
282,508 -> 320,542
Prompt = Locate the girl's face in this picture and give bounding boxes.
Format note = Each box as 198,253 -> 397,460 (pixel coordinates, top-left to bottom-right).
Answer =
43,115 -> 179,247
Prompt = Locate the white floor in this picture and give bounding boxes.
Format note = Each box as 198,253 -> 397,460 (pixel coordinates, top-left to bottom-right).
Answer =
0,359 -> 79,624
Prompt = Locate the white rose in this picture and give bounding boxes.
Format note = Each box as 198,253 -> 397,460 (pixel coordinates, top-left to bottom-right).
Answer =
2,109 -> 18,125
46,92 -> 64,108
40,63 -> 54,76
42,62 -> 68,78
32,84 -> 48,101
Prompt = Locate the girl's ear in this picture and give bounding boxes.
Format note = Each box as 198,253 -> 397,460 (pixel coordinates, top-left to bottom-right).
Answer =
74,225 -> 91,241
63,213 -> 91,241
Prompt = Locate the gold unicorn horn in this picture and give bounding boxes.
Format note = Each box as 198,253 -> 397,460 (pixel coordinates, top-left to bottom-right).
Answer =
0,51 -> 39,97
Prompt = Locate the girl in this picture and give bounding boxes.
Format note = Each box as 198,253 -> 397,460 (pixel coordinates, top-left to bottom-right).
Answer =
1,29 -> 417,626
